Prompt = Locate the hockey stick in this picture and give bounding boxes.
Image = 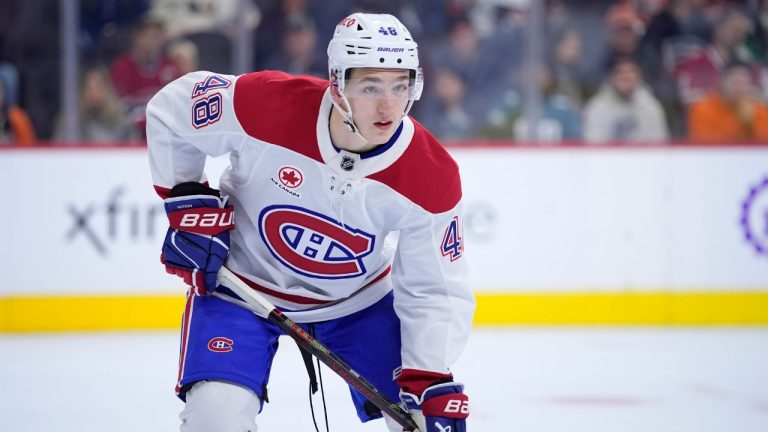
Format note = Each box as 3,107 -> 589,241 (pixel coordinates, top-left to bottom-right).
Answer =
214,266 -> 420,432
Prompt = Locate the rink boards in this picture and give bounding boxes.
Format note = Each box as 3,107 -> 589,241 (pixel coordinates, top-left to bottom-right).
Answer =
1,144 -> 767,330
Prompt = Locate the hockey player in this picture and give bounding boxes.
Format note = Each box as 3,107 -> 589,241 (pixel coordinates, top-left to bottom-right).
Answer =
147,13 -> 475,432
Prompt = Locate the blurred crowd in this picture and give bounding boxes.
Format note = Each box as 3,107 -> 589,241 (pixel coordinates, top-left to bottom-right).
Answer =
0,0 -> 767,146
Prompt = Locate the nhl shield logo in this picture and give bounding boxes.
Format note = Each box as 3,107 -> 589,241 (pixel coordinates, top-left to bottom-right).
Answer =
340,155 -> 355,171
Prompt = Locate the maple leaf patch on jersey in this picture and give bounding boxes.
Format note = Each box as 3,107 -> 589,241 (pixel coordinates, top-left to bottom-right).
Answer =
258,205 -> 375,279
278,166 -> 303,188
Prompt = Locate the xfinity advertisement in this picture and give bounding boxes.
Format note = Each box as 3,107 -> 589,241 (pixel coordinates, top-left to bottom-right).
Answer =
1,147 -> 767,295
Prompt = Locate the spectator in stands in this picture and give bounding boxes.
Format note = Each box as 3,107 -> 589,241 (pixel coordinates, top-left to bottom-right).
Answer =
548,28 -> 589,107
80,0 -> 150,65
398,0 -> 454,44
479,63 -> 581,142
168,39 -> 200,75
673,7 -> 752,104
430,17 -> 508,127
0,75 -> 36,145
745,0 -> 768,64
636,0 -> 704,138
264,15 -> 325,78
745,0 -> 768,100
0,63 -> 20,111
149,0 -> 260,73
637,0 -> 702,87
148,0 -> 259,40
54,67 -> 139,142
418,68 -> 474,142
3,0 -> 60,139
254,0 -> 314,71
545,0 -> 573,41
688,61 -> 768,143
599,5 -> 645,75
631,0 -> 665,23
110,17 -> 180,109
110,17 -> 181,134
583,56 -> 668,144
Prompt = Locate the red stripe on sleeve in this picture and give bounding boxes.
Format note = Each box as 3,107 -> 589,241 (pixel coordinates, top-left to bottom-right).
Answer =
154,185 -> 172,199
397,368 -> 454,396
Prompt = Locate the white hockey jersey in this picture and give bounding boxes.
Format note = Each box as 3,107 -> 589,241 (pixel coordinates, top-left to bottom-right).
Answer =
146,70 -> 475,374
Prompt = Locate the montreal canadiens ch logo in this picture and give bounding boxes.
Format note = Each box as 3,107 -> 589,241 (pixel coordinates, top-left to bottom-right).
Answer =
208,337 -> 234,352
278,166 -> 303,188
259,205 -> 375,279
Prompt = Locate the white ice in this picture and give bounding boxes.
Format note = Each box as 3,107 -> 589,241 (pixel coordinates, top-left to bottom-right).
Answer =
1,328 -> 767,432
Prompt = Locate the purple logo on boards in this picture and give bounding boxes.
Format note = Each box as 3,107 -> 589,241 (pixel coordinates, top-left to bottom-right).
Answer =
740,176 -> 768,256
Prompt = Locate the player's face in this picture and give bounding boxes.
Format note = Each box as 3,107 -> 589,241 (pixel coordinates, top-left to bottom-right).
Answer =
343,68 -> 412,145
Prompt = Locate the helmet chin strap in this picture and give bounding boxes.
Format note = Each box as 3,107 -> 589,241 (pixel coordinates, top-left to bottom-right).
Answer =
331,91 -> 371,146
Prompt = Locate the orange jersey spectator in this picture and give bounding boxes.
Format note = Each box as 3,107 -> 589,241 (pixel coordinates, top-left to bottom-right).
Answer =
0,79 -> 36,145
688,62 -> 768,142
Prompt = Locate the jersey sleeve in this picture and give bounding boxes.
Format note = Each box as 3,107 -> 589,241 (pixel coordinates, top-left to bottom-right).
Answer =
392,175 -> 476,376
146,71 -> 254,197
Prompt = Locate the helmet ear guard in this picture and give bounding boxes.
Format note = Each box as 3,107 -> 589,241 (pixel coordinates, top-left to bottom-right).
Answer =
328,69 -> 359,134
410,67 -> 424,101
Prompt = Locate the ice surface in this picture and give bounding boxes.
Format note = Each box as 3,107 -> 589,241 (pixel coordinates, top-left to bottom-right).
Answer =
1,328 -> 767,431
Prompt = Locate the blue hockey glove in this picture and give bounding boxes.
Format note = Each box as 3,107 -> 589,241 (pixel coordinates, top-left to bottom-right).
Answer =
400,382 -> 469,432
161,182 -> 234,295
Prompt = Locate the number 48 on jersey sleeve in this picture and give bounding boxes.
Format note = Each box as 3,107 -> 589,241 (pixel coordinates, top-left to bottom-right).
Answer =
441,216 -> 463,262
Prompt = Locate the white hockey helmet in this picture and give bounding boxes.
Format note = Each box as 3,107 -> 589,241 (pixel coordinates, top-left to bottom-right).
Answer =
327,13 -> 424,139
328,13 -> 423,99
